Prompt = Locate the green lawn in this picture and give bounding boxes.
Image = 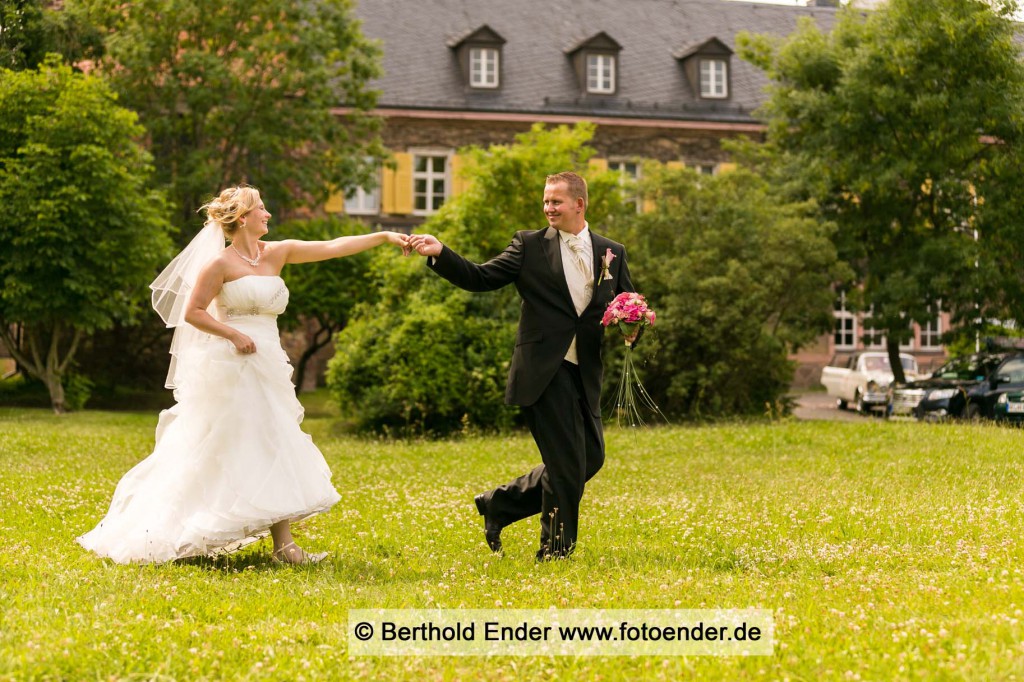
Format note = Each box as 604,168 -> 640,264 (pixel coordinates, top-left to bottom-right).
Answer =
2,403 -> 1024,680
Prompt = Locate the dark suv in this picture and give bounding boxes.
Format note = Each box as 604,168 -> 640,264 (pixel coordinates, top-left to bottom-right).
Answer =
971,353 -> 1024,419
888,352 -> 1007,421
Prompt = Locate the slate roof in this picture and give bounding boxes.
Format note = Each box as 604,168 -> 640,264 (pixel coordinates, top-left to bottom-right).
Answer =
353,0 -> 838,124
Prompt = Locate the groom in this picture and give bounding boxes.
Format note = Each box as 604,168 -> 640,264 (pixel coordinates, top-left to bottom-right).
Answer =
408,171 -> 636,559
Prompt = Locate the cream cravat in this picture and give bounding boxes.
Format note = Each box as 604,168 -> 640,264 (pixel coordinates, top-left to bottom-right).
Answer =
562,233 -> 593,315
562,232 -> 594,364
564,233 -> 592,281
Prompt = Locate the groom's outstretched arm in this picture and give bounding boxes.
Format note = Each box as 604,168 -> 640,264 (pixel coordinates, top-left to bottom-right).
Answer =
409,233 -> 522,292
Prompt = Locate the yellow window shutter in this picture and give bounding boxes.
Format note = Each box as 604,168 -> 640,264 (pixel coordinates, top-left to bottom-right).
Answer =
325,189 -> 344,214
718,162 -> 737,174
450,153 -> 468,197
588,157 -> 608,172
642,197 -> 656,214
382,152 -> 413,214
666,161 -> 685,170
381,165 -> 396,213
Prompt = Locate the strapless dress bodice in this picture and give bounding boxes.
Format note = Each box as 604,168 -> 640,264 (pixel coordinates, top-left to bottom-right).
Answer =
215,275 -> 289,322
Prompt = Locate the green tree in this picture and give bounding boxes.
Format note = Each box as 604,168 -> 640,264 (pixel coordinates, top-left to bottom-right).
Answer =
0,58 -> 172,412
0,1 -> 102,70
619,164 -> 844,417
74,0 -> 384,234
738,0 -> 1024,382
327,123 -> 628,435
269,216 -> 375,393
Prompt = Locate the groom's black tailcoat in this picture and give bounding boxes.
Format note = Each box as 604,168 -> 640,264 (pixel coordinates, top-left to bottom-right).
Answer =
429,226 -> 634,556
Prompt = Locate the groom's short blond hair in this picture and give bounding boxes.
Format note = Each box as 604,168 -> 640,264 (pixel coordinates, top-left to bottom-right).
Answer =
546,171 -> 588,211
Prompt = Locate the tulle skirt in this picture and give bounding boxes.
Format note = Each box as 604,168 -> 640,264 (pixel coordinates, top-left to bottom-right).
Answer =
77,317 -> 340,564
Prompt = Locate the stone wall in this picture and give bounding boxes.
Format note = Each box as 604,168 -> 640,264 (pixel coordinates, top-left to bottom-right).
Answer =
380,116 -> 760,165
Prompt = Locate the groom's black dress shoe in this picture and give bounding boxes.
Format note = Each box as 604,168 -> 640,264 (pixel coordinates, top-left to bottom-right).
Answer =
474,494 -> 503,553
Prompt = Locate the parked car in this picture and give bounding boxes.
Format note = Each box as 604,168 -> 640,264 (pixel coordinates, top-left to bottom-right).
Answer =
993,389 -> 1024,424
968,353 -> 1024,420
888,352 -> 1007,421
821,351 -> 920,414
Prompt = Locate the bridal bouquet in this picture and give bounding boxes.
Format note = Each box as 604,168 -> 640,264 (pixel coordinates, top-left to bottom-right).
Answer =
602,292 -> 665,427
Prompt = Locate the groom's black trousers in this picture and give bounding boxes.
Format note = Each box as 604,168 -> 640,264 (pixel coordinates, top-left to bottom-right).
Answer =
482,360 -> 605,556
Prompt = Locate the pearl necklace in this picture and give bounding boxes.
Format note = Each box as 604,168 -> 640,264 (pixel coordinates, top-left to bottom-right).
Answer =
231,243 -> 261,267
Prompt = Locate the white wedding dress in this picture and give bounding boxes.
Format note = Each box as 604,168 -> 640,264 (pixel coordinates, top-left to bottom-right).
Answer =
77,275 -> 340,564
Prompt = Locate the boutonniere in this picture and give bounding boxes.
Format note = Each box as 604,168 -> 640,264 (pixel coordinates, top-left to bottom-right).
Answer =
599,248 -> 616,282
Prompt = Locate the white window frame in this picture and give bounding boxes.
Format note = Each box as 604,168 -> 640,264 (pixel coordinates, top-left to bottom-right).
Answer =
586,53 -> 615,94
608,159 -> 641,213
833,292 -> 857,351
344,165 -> 380,216
697,164 -> 717,176
411,150 -> 452,216
699,58 -> 728,99
469,47 -> 499,89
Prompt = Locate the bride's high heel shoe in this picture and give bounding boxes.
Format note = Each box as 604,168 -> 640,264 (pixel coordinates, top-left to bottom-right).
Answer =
272,541 -> 328,565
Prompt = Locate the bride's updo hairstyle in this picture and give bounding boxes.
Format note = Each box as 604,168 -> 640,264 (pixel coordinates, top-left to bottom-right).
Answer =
199,185 -> 261,240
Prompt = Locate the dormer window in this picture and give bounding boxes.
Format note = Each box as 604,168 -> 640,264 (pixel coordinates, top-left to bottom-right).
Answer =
700,58 -> 728,98
674,37 -> 733,101
448,25 -> 506,90
565,32 -> 622,96
469,47 -> 499,88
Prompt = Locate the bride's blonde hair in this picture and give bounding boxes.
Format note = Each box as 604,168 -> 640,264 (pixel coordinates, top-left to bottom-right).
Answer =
200,185 -> 261,239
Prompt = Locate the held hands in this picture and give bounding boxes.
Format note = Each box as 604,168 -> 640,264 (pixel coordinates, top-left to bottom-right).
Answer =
407,233 -> 442,257
385,231 -> 412,256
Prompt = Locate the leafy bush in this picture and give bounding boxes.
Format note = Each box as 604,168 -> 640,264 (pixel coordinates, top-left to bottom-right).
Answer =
327,289 -> 515,435
62,372 -> 93,411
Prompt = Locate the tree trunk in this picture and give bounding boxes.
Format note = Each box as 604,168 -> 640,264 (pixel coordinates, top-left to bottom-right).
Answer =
46,322 -> 79,414
292,322 -> 337,394
886,337 -> 907,385
43,368 -> 67,414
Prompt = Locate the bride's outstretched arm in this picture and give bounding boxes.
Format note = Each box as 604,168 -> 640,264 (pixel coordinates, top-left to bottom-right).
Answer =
277,231 -> 410,264
184,262 -> 257,354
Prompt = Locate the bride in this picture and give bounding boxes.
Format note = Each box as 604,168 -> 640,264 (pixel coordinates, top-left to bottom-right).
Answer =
77,185 -> 409,565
